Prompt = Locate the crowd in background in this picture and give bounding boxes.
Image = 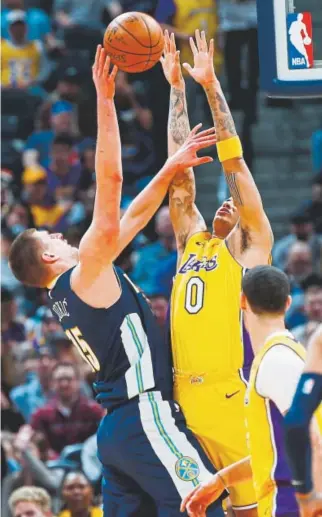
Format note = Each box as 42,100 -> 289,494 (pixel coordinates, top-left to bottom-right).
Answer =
1,0 -> 322,515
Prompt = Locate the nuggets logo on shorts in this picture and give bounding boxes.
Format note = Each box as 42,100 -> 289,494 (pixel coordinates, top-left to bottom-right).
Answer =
175,456 -> 200,481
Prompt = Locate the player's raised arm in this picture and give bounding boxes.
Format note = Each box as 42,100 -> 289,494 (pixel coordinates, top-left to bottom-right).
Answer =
117,125 -> 216,257
184,30 -> 273,267
160,31 -> 207,264
77,46 -> 121,276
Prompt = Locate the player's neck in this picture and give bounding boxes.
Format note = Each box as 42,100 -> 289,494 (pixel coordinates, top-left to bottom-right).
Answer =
249,315 -> 286,354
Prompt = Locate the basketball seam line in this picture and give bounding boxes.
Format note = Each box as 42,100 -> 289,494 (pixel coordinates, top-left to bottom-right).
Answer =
114,19 -> 161,49
140,14 -> 152,71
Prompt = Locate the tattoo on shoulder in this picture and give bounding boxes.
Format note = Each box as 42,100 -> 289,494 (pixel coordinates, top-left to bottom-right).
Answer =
169,87 -> 190,145
225,172 -> 243,206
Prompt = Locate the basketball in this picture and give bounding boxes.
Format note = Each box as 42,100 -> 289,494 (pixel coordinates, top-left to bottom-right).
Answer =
304,36 -> 312,45
103,12 -> 164,73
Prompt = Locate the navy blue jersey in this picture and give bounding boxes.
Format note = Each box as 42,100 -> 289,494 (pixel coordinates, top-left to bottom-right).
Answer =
47,266 -> 173,409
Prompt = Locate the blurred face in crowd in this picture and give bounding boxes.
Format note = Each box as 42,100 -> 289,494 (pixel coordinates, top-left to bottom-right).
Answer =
42,317 -> 61,339
38,353 -> 57,382
286,242 -> 313,282
51,112 -> 73,133
305,287 -> 322,322
51,143 -> 72,173
155,206 -> 174,240
62,473 -> 93,512
9,21 -> 27,45
150,296 -> 168,327
212,198 -> 239,239
291,221 -> 313,241
52,365 -> 80,403
83,147 -> 95,172
57,80 -> 80,102
12,501 -> 50,517
23,180 -> 47,205
6,204 -> 30,232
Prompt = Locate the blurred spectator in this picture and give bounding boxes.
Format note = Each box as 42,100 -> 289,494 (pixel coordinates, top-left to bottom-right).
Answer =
300,172 -> 322,234
58,471 -> 103,517
149,294 -> 168,328
81,436 -> 101,487
46,134 -> 81,201
10,346 -> 56,422
8,486 -> 52,517
2,429 -> 61,517
285,241 -> 314,329
54,0 -> 121,31
2,229 -> 23,296
292,274 -> 322,346
30,362 -> 104,454
115,71 -> 153,132
3,202 -> 35,238
24,101 -> 78,169
2,0 -> 52,43
131,206 -> 177,294
155,251 -> 178,298
2,287 -> 27,352
1,10 -> 49,97
21,165 -> 71,230
36,67 -> 83,131
273,210 -> 322,273
312,131 -> 322,173
219,0 -> 258,122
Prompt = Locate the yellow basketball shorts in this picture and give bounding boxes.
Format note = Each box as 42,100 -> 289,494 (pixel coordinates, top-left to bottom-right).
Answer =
174,371 -> 257,512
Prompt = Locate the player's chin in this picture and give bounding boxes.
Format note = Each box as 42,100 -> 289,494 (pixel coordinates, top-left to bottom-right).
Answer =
213,215 -> 234,236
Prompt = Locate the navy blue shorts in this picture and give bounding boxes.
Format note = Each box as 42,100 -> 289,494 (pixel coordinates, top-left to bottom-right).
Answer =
97,392 -> 225,516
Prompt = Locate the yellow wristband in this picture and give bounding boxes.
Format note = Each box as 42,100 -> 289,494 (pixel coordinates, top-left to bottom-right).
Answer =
217,136 -> 243,163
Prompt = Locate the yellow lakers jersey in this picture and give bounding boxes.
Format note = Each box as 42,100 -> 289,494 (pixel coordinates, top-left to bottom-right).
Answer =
173,0 -> 222,74
1,39 -> 41,87
246,332 -> 322,516
171,232 -> 251,375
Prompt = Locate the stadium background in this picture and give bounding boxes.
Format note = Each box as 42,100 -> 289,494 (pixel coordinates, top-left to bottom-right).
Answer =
1,0 -> 322,515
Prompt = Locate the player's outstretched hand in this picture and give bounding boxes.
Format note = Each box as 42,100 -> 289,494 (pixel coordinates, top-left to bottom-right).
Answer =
166,123 -> 216,172
183,29 -> 216,87
180,474 -> 225,516
160,31 -> 184,89
92,45 -> 118,100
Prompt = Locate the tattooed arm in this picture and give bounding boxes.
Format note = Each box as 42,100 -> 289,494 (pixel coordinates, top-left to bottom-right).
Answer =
161,32 -> 207,265
184,30 -> 273,267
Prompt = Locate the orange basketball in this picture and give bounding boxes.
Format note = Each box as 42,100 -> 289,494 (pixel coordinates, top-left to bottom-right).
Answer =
103,12 -> 164,73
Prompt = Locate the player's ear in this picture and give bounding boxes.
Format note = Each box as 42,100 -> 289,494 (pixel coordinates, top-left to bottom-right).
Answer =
42,251 -> 59,264
285,295 -> 292,312
240,292 -> 247,311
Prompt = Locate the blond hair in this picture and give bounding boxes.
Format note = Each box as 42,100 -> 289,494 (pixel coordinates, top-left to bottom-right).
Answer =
9,487 -> 51,514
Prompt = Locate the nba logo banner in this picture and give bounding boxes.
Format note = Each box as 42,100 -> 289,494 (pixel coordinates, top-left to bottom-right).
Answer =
287,12 -> 314,69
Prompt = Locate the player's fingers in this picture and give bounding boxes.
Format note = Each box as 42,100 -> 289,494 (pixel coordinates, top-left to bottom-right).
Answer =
110,65 -> 118,80
170,32 -> 176,54
159,55 -> 165,65
189,37 -> 198,56
183,62 -> 194,76
175,50 -> 180,64
192,127 -> 216,138
181,487 -> 200,512
164,30 -> 170,53
93,44 -> 101,71
189,123 -> 203,137
103,54 -> 111,77
193,138 -> 217,151
195,29 -> 202,51
201,30 -> 208,52
98,47 -> 106,76
209,38 -> 214,59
